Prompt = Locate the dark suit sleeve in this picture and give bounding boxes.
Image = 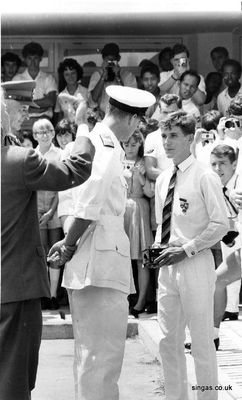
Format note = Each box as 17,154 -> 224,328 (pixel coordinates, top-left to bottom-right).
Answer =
24,136 -> 94,192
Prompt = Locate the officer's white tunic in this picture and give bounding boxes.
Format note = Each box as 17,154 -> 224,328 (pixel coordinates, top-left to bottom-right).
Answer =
63,122 -> 132,400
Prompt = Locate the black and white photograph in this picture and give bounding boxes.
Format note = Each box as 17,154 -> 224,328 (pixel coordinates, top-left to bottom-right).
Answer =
1,1 -> 242,399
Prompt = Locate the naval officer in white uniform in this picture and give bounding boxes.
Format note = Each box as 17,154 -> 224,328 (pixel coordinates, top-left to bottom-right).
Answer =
49,85 -> 155,400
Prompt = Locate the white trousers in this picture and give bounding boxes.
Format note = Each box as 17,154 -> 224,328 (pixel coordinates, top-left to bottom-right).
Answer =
157,250 -> 218,400
68,286 -> 128,400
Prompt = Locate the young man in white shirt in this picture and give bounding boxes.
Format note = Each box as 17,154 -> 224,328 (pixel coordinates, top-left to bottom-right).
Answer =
179,70 -> 201,124
217,59 -> 242,117
159,43 -> 206,106
210,145 -> 241,349
88,42 -> 137,114
154,110 -> 229,400
13,42 -> 57,130
144,94 -> 181,314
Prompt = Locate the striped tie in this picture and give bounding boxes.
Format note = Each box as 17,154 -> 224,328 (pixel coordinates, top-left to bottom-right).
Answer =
161,166 -> 178,244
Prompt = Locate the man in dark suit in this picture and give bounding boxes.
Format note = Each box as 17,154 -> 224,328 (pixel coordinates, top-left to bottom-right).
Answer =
0,82 -> 94,400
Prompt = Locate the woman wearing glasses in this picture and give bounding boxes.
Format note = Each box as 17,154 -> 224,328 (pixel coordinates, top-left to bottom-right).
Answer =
33,118 -> 63,310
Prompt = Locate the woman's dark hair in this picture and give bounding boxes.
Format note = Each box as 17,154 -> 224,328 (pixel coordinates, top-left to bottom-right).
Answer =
58,58 -> 84,92
55,118 -> 77,145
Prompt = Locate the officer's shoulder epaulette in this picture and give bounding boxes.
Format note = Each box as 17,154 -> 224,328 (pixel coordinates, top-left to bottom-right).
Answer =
100,132 -> 115,148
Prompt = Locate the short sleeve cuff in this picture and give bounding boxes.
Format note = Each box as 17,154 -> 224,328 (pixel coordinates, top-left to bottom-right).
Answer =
76,124 -> 90,138
74,205 -> 101,221
182,241 -> 197,258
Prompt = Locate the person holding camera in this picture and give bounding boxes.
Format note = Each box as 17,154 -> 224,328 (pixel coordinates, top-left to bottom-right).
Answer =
152,111 -> 228,400
159,43 -> 206,106
88,42 -> 137,114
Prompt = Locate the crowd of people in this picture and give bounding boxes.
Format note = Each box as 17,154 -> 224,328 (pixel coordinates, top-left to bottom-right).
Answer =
1,39 -> 242,400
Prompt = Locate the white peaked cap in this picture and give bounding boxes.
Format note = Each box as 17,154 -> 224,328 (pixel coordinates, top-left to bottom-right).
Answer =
106,85 -> 156,116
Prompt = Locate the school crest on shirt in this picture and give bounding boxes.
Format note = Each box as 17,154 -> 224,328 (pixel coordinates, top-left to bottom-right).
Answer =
179,198 -> 189,214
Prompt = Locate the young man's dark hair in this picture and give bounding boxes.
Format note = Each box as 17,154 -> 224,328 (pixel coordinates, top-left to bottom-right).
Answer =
160,110 -> 196,135
180,70 -> 201,87
222,59 -> 242,77
101,42 -> 120,60
22,42 -> 44,58
201,110 -> 222,131
211,144 -> 237,164
171,44 -> 189,58
1,52 -> 21,69
210,47 -> 229,59
160,93 -> 182,108
228,94 -> 242,116
140,62 -> 160,79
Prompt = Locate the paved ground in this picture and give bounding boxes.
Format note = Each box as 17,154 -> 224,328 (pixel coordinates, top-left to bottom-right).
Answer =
32,337 -> 165,400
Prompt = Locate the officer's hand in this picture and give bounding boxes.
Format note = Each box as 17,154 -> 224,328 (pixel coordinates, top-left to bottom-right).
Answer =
48,239 -> 77,268
154,246 -> 186,267
75,100 -> 88,126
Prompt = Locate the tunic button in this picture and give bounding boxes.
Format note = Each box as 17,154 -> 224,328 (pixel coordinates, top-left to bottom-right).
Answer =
191,251 -> 195,256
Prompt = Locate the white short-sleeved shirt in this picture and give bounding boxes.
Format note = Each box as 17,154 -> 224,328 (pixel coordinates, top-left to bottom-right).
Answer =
144,128 -> 173,172
159,69 -> 206,95
54,85 -> 89,122
13,69 -> 57,118
62,122 -> 133,294
155,155 -> 229,257
88,69 -> 137,113
217,85 -> 242,117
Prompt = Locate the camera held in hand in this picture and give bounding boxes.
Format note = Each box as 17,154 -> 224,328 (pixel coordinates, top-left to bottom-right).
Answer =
224,118 -> 241,130
178,57 -> 188,68
201,131 -> 215,142
221,230 -> 239,247
142,245 -> 169,268
105,61 -> 116,82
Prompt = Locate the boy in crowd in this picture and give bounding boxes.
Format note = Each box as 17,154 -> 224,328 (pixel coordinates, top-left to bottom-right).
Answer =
88,42 -> 137,114
210,47 -> 229,74
159,43 -> 206,106
217,59 -> 242,117
13,41 -> 57,130
154,110 -> 228,400
179,70 -> 201,123
210,145 -> 241,349
140,62 -> 162,119
1,52 -> 21,82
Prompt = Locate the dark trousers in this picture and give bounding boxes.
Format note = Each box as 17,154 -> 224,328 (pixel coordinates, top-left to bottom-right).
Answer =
0,299 -> 42,400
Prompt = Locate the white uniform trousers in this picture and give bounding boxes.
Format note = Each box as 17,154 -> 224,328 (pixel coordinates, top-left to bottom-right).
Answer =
68,286 -> 128,400
157,249 -> 218,400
